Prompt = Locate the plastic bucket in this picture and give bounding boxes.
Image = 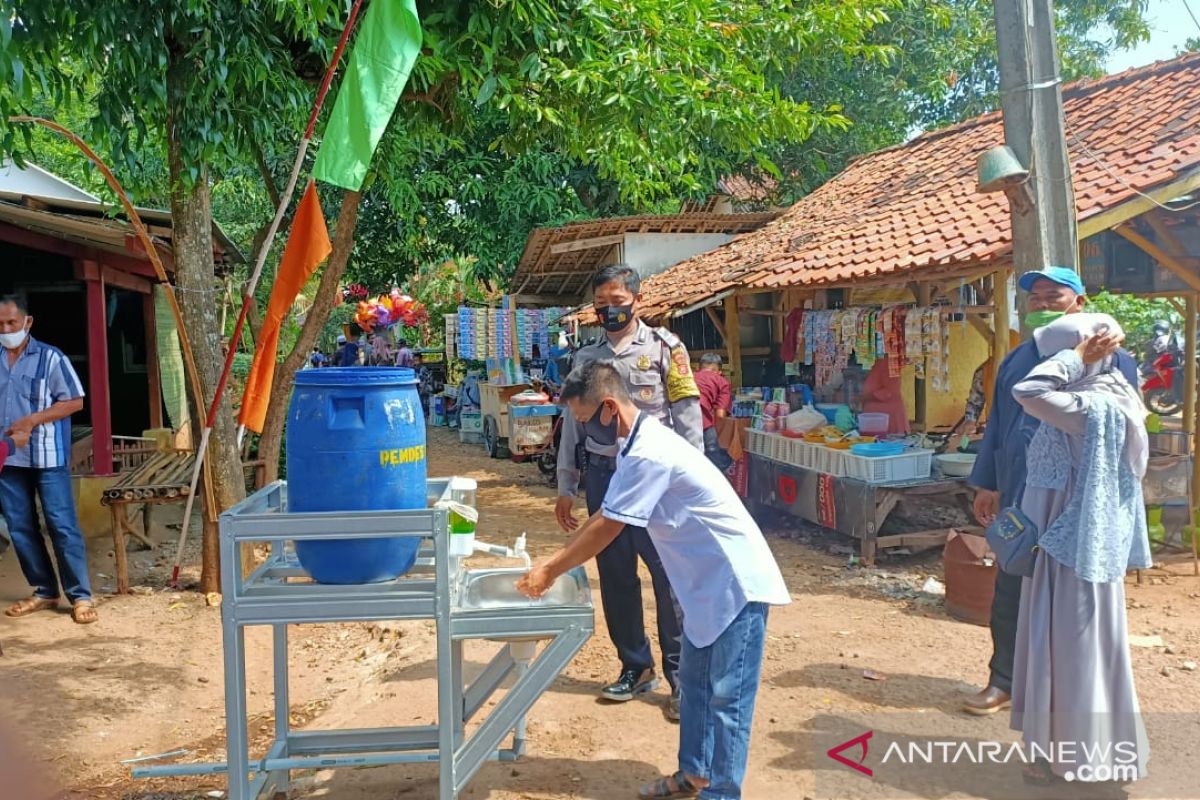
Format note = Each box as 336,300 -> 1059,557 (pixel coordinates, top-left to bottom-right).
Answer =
286,367 -> 427,583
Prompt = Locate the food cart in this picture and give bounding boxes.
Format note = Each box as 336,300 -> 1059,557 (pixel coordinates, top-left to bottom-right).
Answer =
479,383 -> 559,461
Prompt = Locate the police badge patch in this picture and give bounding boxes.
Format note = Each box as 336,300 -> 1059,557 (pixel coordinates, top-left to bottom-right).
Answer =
665,345 -> 700,402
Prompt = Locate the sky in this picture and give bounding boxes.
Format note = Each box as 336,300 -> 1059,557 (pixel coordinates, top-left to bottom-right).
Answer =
1105,0 -> 1200,72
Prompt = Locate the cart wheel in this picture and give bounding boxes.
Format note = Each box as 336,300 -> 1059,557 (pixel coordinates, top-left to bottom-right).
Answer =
484,415 -> 500,458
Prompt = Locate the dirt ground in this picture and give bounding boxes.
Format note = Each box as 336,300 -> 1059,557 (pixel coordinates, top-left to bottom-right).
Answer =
2,425 -> 1200,800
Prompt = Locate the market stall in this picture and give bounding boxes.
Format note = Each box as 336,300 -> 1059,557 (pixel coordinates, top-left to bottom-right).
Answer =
443,296 -> 567,462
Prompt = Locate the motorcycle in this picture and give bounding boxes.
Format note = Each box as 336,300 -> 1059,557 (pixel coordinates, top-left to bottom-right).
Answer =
1141,349 -> 1183,416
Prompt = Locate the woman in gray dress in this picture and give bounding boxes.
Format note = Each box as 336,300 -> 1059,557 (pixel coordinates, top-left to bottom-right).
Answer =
1010,312 -> 1151,792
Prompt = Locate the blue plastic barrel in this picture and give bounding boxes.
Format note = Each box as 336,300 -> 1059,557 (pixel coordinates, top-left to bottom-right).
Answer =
286,367 -> 428,583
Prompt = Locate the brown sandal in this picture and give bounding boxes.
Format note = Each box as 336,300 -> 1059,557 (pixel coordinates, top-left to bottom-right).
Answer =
71,601 -> 98,625
638,772 -> 699,799
5,596 -> 59,617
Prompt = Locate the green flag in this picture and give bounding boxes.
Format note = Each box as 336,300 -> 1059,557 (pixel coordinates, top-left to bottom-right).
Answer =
313,0 -> 422,191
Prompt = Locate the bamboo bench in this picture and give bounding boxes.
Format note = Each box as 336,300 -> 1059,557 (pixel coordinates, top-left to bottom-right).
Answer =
100,450 -> 196,593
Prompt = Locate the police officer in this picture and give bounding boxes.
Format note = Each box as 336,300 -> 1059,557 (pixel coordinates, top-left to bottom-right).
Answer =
555,264 -> 703,721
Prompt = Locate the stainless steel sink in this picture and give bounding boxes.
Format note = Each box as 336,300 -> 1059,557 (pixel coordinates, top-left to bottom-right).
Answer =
456,567 -> 590,611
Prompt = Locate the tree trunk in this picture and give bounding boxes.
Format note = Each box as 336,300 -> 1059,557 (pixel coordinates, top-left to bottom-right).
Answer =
167,59 -> 248,593
258,190 -> 362,483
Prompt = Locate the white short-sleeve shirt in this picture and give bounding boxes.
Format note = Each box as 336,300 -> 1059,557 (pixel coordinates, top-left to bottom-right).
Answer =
602,414 -> 791,647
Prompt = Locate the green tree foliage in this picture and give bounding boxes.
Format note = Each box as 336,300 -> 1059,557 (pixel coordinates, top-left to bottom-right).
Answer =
744,0 -> 1152,203
1086,290 -> 1183,352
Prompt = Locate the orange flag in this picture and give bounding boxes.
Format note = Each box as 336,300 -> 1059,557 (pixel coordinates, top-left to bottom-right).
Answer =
239,180 -> 332,433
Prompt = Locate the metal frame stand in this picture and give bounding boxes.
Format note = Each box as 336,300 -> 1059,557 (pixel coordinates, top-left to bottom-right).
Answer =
134,479 -> 593,800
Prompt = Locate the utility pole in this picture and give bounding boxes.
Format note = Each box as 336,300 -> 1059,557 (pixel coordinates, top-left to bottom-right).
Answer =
993,0 -> 1078,272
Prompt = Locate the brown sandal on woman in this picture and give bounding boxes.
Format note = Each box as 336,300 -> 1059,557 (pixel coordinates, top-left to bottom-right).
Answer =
71,601 -> 98,625
4,596 -> 59,617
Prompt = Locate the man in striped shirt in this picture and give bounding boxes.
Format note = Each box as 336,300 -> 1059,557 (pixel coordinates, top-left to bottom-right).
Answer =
0,294 -> 96,624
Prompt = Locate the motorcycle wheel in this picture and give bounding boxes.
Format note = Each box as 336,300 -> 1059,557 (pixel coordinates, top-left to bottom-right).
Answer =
1145,389 -> 1182,417
537,447 -> 557,476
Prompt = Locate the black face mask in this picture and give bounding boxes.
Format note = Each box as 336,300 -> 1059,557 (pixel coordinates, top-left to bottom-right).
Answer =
595,304 -> 635,333
584,400 -> 618,446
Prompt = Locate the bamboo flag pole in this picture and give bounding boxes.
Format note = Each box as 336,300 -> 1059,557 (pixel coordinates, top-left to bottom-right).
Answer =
167,0 -> 366,586
6,115 -> 219,532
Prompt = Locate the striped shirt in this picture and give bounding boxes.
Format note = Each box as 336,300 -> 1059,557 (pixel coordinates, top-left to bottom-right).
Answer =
0,336 -> 86,469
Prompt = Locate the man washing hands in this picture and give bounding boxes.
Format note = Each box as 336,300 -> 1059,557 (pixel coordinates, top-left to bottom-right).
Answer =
518,360 -> 790,800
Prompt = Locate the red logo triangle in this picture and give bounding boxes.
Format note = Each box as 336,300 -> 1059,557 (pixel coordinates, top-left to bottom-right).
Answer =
827,730 -> 874,777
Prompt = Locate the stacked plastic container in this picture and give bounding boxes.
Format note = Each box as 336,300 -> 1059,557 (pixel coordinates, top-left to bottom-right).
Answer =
744,430 -> 932,484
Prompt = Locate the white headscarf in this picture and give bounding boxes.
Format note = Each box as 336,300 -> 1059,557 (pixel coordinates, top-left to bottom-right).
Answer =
1033,312 -> 1148,476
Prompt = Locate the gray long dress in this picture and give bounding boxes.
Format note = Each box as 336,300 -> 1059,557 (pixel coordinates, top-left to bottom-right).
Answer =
1010,367 -> 1149,783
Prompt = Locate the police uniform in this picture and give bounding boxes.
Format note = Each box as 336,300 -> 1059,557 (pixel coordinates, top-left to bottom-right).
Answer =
557,320 -> 703,692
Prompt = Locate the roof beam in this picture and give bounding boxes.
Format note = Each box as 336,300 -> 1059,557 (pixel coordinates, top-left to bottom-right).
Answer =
549,233 -> 626,254
1077,168 -> 1200,239
1112,223 -> 1200,293
1143,212 -> 1192,258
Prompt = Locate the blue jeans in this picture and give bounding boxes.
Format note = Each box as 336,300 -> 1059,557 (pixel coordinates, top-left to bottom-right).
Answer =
703,426 -> 733,472
0,466 -> 92,602
678,602 -> 768,800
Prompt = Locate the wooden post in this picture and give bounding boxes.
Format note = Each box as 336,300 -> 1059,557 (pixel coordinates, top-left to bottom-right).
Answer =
915,283 -> 931,430
725,294 -> 743,389
992,268 -> 1012,364
772,291 -> 786,349
143,290 -> 163,430
82,261 -> 114,476
1185,294 -> 1197,439
1186,293 -> 1200,576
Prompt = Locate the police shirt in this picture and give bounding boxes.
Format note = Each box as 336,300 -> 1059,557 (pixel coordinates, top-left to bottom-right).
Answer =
556,320 -> 703,496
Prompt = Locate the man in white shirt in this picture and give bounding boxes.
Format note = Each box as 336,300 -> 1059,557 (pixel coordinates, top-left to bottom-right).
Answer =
519,361 -> 790,800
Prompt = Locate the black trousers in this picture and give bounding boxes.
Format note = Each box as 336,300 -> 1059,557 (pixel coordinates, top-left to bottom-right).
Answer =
988,568 -> 1022,694
585,455 -> 683,691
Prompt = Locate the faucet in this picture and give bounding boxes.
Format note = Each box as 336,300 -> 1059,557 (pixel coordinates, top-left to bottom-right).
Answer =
472,533 -> 531,568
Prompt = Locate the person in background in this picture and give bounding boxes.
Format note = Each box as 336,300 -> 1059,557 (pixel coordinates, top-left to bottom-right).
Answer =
556,264 -> 702,720
1010,313 -> 1150,788
305,346 -> 326,370
966,267 -> 1139,716
0,294 -> 96,624
695,352 -> 732,470
520,361 -> 790,800
371,333 -> 393,366
1148,319 -> 1173,360
338,328 -> 364,367
394,337 -> 415,368
861,358 -> 910,435
360,333 -> 374,365
952,330 -> 1021,438
333,334 -> 347,366
414,353 -> 433,414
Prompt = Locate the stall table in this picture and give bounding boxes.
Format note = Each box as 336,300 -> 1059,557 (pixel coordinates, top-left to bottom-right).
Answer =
747,452 -> 979,565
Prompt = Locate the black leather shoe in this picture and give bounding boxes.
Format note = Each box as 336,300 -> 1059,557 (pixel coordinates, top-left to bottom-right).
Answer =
600,668 -> 658,702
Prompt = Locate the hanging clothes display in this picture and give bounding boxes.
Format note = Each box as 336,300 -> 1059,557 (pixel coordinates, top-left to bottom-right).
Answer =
788,303 -> 956,395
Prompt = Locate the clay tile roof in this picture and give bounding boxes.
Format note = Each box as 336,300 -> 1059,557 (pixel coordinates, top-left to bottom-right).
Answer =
716,173 -> 779,203
632,52 -> 1200,321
